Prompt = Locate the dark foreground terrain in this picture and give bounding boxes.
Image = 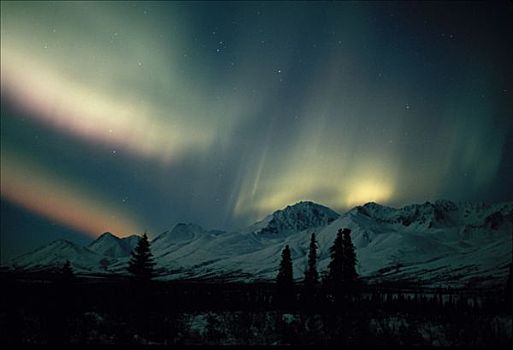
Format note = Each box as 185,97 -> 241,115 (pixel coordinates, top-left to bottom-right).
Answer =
0,271 -> 511,345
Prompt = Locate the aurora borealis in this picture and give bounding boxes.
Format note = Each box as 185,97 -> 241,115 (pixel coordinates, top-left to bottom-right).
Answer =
1,1 -> 512,260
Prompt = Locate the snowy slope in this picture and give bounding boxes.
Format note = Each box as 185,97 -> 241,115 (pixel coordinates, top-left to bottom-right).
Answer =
151,223 -> 222,252
312,201 -> 513,287
144,200 -> 512,286
6,200 -> 513,287
122,235 -> 142,253
88,232 -> 140,258
245,201 -> 339,236
10,239 -> 110,272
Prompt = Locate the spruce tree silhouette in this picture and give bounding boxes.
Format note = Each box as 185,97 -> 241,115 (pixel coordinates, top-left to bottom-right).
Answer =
325,229 -> 344,299
61,260 -> 75,282
341,228 -> 358,286
275,245 -> 294,309
303,233 -> 319,308
324,228 -> 358,303
128,232 -> 156,282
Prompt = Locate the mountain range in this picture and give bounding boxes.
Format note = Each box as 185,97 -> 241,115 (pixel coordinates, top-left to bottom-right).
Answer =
7,200 -> 513,287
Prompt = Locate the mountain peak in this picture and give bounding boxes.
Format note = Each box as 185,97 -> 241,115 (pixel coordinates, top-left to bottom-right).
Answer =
278,200 -> 338,215
96,232 -> 119,240
173,222 -> 204,230
356,202 -> 394,216
88,232 -> 132,258
361,201 -> 387,209
287,200 -> 321,207
151,223 -> 207,250
48,239 -> 78,248
255,201 -> 340,235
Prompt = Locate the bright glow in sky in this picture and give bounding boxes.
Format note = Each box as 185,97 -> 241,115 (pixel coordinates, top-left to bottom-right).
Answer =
1,151 -> 141,236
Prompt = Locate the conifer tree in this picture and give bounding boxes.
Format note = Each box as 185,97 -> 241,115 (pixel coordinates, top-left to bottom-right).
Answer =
128,232 -> 156,282
325,229 -> 344,295
341,228 -> 358,282
61,260 -> 74,282
275,245 -> 294,308
277,245 -> 293,288
303,233 -> 319,308
304,233 -> 319,288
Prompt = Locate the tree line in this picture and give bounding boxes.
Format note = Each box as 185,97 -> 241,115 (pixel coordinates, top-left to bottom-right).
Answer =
59,228 -> 512,314
275,228 -> 358,309
125,228 -> 359,301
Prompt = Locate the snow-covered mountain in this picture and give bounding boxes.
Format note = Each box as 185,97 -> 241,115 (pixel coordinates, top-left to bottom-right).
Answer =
246,201 -> 339,235
10,239 -> 110,272
320,200 -> 513,287
151,223 -> 224,252
7,200 -> 513,287
88,232 -> 140,258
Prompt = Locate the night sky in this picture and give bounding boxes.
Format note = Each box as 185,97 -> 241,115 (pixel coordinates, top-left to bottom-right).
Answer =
1,1 -> 512,261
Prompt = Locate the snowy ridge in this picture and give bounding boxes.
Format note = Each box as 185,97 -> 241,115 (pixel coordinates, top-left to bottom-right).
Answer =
11,239 -> 110,272
7,200 -> 513,287
152,223 -> 223,252
88,232 -> 140,258
246,201 -> 339,236
356,200 -> 512,230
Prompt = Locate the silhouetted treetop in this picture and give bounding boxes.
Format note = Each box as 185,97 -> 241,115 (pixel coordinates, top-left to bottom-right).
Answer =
128,232 -> 155,281
277,245 -> 293,288
304,233 -> 319,288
